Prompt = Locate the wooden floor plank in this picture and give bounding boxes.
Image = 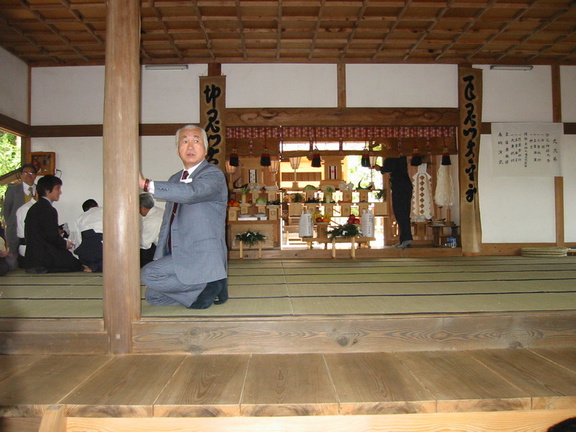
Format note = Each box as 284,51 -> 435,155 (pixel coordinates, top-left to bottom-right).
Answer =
60,409 -> 576,432
470,348 -> 576,410
241,354 -> 339,416
154,354 -> 250,417
61,355 -> 185,417
0,355 -> 43,382
0,355 -> 112,417
323,352 -> 435,415
529,347 -> 576,372
393,351 -> 532,413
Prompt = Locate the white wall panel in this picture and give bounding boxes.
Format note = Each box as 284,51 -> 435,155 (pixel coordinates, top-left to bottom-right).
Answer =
346,64 -> 458,108
223,64 -> 337,108
31,66 -> 105,125
31,137 -> 103,227
0,47 -> 29,123
141,64 -> 206,123
561,66 -> 576,123
479,134 -> 557,243
479,65 -> 553,123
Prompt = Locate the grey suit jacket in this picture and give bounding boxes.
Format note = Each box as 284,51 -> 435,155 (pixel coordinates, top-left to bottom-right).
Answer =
153,159 -> 228,285
2,183 -> 27,254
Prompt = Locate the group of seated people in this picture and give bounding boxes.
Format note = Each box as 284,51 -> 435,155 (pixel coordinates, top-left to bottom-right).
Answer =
0,164 -> 163,274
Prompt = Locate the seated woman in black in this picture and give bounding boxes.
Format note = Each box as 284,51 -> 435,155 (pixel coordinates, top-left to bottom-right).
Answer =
24,175 -> 83,274
0,226 -> 10,276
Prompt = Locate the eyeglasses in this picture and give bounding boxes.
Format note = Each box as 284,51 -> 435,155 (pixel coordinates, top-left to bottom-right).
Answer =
22,172 -> 36,175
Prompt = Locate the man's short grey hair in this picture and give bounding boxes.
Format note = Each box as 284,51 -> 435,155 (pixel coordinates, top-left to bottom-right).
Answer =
175,124 -> 209,151
139,193 -> 155,209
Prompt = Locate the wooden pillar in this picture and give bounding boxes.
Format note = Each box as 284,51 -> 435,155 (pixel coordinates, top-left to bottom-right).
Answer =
457,67 -> 483,256
337,63 -> 346,108
551,65 -> 562,123
552,66 -> 564,246
102,0 -> 141,354
555,176 -> 565,246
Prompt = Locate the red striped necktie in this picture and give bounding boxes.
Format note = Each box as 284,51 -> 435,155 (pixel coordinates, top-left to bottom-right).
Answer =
168,170 -> 189,251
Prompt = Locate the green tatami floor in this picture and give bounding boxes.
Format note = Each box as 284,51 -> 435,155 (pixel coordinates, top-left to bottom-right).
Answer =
0,256 -> 575,319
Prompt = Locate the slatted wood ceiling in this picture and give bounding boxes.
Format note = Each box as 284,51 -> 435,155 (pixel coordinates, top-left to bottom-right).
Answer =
0,0 -> 575,67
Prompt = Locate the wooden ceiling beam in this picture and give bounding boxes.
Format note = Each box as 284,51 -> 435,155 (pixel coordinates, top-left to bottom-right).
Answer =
275,0 -> 282,60
189,0 -> 215,60
495,2 -> 576,62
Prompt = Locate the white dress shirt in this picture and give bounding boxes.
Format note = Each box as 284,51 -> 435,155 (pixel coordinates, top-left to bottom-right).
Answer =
16,199 -> 36,256
140,206 -> 164,249
70,206 -> 104,248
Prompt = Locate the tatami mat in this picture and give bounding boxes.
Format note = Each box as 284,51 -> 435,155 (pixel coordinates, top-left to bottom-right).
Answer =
0,257 -> 574,318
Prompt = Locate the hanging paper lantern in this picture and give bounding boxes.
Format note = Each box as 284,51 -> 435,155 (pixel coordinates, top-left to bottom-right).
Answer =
441,148 -> 451,166
311,152 -> 322,168
229,149 -> 239,167
260,148 -> 271,166
361,151 -> 371,167
410,147 -> 422,166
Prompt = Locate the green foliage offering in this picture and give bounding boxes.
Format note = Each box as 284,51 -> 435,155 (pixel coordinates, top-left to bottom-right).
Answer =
292,193 -> 303,202
236,230 -> 267,246
374,189 -> 387,200
327,223 -> 361,239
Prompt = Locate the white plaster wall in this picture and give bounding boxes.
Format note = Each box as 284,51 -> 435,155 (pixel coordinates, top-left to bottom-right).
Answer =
140,135 -> 181,205
30,135 -> 178,227
223,64 -> 338,108
31,137 -> 103,228
0,47 -> 29,123
561,66 -> 576,123
478,135 -> 557,243
25,63 -> 575,244
478,65 -> 553,123
31,66 -> 105,125
561,67 -> 576,242
346,64 -> 458,107
141,64 -> 207,123
476,65 -> 575,243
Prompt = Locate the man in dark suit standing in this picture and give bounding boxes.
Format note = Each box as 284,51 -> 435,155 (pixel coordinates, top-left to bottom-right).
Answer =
139,124 -> 228,309
2,164 -> 37,269
24,175 -> 83,274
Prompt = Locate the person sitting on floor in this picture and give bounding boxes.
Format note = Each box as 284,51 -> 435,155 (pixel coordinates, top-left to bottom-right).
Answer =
24,175 -> 84,274
139,193 -> 163,268
71,199 -> 104,273
0,227 -> 11,276
15,191 -> 37,269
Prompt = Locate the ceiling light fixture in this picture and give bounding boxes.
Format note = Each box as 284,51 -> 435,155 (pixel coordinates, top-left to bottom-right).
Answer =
489,65 -> 533,71
144,64 -> 188,71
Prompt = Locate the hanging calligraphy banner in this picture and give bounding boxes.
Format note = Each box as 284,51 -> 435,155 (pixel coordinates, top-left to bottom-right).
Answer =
458,67 -> 483,255
491,122 -> 562,177
200,75 -> 226,171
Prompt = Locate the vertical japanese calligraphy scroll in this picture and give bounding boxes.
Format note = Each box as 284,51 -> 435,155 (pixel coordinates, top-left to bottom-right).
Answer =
458,67 -> 483,255
491,123 -> 561,176
200,75 -> 226,171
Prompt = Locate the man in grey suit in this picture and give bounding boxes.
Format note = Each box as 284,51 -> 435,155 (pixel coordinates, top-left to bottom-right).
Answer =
139,125 -> 228,309
2,164 -> 38,270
